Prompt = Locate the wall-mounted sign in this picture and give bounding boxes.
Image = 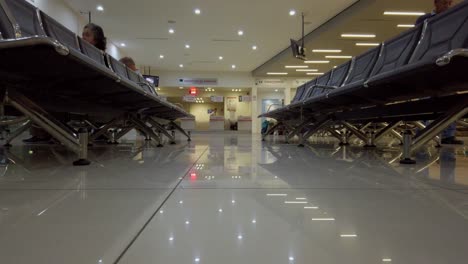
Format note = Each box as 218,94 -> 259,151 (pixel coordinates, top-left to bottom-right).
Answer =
239,95 -> 251,102
179,78 -> 218,86
210,96 -> 224,102
255,79 -> 285,86
189,86 -> 198,96
183,95 -> 197,102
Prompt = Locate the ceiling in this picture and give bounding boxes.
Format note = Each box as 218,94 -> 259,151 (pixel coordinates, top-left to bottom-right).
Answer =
65,0 -> 357,73
254,0 -> 463,77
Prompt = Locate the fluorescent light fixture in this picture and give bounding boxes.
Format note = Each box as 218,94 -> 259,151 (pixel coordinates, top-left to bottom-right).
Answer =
96,5 -> 104,11
238,30 -> 244,36
340,234 -> 358,237
194,8 -> 201,15
267,194 -> 287,196
304,206 -> 319,209
159,55 -> 164,59
341,33 -> 376,38
312,218 -> 335,221
326,55 -> 352,59
304,60 -> 330,64
285,65 -> 308,68
289,10 -> 296,16
219,56 -> 223,60
296,69 -> 318,72
313,49 -> 342,53
384,11 -> 425,16
356,42 -> 380,46
382,259 -> 392,262
306,72 -> 324,75
179,64 -> 184,68
231,65 -> 236,69
267,72 -> 288,75
397,24 -> 415,28
169,28 -> 175,34
295,198 -> 306,200
252,45 -> 257,50
284,201 -> 307,204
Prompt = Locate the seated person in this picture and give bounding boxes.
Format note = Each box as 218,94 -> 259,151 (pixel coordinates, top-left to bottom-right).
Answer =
24,24 -> 107,144
119,57 -> 140,73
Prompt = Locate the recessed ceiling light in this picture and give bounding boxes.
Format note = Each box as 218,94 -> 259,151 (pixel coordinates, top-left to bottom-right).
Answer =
289,10 -> 296,16
296,69 -> 318,72
289,257 -> 295,261
238,30 -> 244,36
179,64 -> 184,68
304,60 -> 330,64
397,24 -> 415,28
120,43 -> 126,47
326,55 -> 353,59
185,44 -> 190,49
284,201 -> 307,204
267,72 -> 288,75
384,11 -> 425,16
285,65 -> 308,68
356,42 -> 380,46
275,89 -> 279,92
231,65 -> 236,69
179,87 -> 184,89
313,49 -> 342,53
96,5 -> 104,11
307,72 -> 324,75
194,8 -> 201,15
237,235 -> 243,240
194,258 -> 200,262
159,55 -> 164,59
382,259 -> 392,262
252,45 -> 257,50
219,56 -> 223,60
169,28 -> 175,34
311,218 -> 335,221
340,234 -> 358,238
341,33 -> 376,38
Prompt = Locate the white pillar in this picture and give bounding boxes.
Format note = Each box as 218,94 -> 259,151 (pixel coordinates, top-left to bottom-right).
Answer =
251,86 -> 258,134
284,86 -> 291,105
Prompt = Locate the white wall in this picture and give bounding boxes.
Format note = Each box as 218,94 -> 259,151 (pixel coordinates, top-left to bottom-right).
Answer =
28,0 -> 124,58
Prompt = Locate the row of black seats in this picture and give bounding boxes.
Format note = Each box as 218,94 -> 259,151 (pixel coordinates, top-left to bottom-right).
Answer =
264,0 -> 468,119
0,0 -> 190,121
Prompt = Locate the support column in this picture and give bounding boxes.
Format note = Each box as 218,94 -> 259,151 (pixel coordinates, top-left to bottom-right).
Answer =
284,86 -> 291,105
251,86 -> 258,135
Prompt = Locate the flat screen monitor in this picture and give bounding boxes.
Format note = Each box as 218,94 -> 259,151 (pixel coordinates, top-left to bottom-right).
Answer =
290,39 -> 306,60
143,75 -> 159,87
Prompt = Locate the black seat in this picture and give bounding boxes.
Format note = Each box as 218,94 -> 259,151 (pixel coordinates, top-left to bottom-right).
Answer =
109,56 -> 130,79
78,37 -> 106,66
41,11 -> 79,51
3,0 -> 45,37
291,84 -> 306,103
0,1 -> 15,39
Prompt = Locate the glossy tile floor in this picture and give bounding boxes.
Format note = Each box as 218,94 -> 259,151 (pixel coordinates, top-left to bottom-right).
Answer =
0,133 -> 467,264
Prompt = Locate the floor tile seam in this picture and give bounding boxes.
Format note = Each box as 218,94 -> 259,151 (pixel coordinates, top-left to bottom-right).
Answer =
176,187 -> 452,190
113,146 -> 209,264
0,188 -> 177,191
